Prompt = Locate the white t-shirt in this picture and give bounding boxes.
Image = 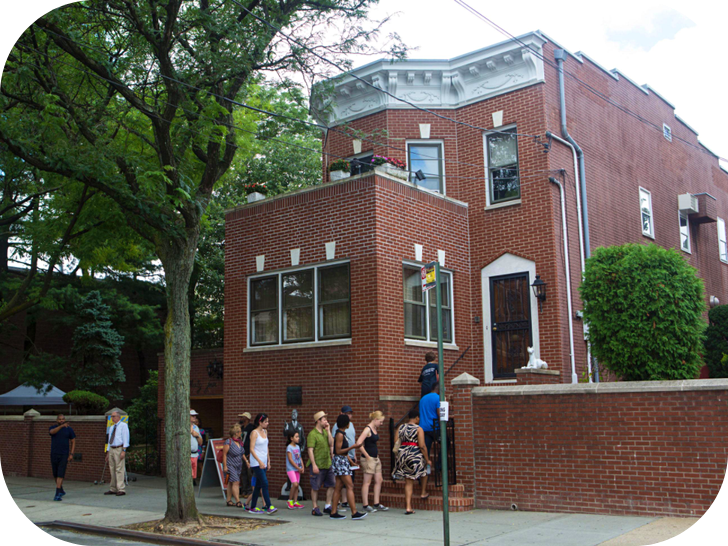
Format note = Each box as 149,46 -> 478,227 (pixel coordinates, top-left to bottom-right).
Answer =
190,424 -> 200,456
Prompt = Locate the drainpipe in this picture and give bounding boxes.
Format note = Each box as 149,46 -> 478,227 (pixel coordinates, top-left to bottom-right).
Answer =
550,176 -> 578,384
554,49 -> 598,382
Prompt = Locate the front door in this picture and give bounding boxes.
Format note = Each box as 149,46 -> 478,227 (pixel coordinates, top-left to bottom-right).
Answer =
490,272 -> 532,378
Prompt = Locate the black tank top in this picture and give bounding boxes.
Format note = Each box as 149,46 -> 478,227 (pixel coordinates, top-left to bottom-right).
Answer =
363,426 -> 379,458
336,429 -> 349,452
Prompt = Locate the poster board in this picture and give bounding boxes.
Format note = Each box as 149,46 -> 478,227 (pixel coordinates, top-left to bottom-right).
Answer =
197,438 -> 226,499
104,414 -> 129,453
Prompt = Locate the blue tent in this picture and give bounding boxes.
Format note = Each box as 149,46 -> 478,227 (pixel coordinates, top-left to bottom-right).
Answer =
0,383 -> 67,406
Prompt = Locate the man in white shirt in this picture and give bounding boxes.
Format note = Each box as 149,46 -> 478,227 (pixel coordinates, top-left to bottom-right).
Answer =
104,410 -> 130,496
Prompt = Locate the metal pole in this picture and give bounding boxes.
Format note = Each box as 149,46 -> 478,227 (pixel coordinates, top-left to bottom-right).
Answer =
435,262 -> 450,546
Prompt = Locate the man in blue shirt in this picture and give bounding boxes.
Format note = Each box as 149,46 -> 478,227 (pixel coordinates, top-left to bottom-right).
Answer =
418,384 -> 440,499
49,414 -> 76,501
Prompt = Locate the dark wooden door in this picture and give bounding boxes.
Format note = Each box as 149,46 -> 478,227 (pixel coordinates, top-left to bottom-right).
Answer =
490,273 -> 532,378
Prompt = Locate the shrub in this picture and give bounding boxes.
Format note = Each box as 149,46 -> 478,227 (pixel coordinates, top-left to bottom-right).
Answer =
328,159 -> 350,172
371,155 -> 406,169
703,305 -> 728,377
127,371 -> 159,445
580,243 -> 705,380
63,390 -> 109,415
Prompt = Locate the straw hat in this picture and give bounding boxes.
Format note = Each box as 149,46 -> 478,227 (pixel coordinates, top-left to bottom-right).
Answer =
313,411 -> 327,422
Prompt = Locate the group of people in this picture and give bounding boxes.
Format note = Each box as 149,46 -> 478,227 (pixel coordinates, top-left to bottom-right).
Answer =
220,407 -> 390,520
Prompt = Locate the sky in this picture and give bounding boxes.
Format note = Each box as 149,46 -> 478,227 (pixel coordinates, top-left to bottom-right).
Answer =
354,0 -> 728,167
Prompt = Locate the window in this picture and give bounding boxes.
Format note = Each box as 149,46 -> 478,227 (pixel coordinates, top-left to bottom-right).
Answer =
663,123 -> 672,142
349,153 -> 373,176
640,188 -> 654,238
679,211 -> 691,253
719,218 -> 728,263
249,263 -> 351,346
486,128 -> 520,204
407,143 -> 444,193
403,265 -> 453,343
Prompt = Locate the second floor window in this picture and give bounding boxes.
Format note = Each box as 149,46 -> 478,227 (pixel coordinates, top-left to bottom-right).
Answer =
719,218 -> 727,263
487,128 -> 520,204
403,265 -> 453,343
408,143 -> 444,193
640,188 -> 654,238
679,211 -> 691,253
350,153 -> 374,176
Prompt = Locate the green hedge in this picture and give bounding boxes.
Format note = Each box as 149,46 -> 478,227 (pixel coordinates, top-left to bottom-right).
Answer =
62,390 -> 109,415
580,243 -> 705,381
704,305 -> 728,377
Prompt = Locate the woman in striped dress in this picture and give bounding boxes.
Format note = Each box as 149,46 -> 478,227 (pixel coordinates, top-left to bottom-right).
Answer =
223,424 -> 248,507
392,407 -> 430,514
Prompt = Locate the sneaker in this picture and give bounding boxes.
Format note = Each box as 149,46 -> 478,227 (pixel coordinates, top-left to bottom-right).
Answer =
59,490 -> 66,497
287,500 -> 296,510
351,511 -> 368,520
363,505 -> 377,512
340,502 -> 349,508
374,503 -> 389,511
247,507 -> 265,514
311,507 -> 323,517
266,506 -> 278,514
293,502 -> 304,509
53,494 -> 62,502
323,506 -> 332,514
329,513 -> 346,520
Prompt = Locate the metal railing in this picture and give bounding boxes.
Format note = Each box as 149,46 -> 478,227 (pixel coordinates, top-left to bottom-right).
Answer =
389,417 -> 457,487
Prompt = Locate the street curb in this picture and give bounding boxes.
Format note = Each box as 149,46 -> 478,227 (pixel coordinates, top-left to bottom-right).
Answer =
36,519 -> 268,546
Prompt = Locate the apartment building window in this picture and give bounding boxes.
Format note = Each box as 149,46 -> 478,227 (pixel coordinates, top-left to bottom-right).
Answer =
640,188 -> 654,238
249,262 -> 351,346
407,142 -> 444,193
349,153 -> 374,176
679,211 -> 691,253
403,265 -> 453,343
486,128 -> 520,204
719,218 -> 728,263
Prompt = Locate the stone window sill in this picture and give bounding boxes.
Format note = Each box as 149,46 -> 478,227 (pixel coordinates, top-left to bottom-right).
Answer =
484,199 -> 521,211
244,339 -> 352,352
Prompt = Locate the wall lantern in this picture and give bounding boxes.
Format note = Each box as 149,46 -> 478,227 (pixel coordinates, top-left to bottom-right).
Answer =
207,358 -> 223,380
531,275 -> 547,313
414,169 -> 426,181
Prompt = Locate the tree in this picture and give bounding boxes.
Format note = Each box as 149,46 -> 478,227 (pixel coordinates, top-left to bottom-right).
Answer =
0,0 -> 404,525
71,290 -> 126,399
703,305 -> 728,378
580,243 -> 705,381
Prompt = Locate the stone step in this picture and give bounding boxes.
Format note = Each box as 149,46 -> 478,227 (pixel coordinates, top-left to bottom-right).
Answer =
378,491 -> 474,513
380,479 -> 465,498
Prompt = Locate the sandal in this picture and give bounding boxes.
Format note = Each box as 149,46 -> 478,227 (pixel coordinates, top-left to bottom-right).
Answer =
420,494 -> 430,500
235,502 -> 243,508
227,501 -> 235,507
405,510 -> 416,515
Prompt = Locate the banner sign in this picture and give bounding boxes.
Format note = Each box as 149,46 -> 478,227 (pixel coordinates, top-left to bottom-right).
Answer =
104,414 -> 129,453
197,438 -> 227,499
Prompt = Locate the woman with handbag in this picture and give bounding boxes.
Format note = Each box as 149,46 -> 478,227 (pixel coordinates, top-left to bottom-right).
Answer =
392,407 -> 430,515
222,424 -> 248,507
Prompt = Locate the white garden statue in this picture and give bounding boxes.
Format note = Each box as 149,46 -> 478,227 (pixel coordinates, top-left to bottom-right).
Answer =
524,347 -> 548,369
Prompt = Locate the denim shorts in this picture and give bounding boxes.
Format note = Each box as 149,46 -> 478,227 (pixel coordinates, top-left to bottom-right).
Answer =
309,465 -> 335,490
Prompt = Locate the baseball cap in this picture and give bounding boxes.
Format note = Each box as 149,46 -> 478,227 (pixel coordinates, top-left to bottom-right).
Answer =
313,411 -> 327,422
190,410 -> 199,416
238,412 -> 252,419
341,405 -> 353,413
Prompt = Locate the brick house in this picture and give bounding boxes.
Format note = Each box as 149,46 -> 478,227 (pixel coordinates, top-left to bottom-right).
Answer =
163,31 -> 728,513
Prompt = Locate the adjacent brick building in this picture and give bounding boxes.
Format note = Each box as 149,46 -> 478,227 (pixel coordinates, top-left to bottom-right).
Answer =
170,31 -> 728,514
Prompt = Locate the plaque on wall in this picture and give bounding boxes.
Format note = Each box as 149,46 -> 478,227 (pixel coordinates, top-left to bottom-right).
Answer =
286,386 -> 302,406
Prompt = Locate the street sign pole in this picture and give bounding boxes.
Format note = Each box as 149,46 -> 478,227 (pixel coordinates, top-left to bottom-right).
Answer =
435,261 -> 450,546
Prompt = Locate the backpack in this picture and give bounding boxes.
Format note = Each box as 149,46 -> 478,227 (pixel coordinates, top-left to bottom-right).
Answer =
216,442 -> 225,464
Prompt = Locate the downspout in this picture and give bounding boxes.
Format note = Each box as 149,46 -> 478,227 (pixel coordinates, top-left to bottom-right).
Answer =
550,176 -> 578,384
554,48 -> 598,382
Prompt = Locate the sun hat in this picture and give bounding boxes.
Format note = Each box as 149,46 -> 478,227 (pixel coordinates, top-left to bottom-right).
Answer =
313,411 -> 327,422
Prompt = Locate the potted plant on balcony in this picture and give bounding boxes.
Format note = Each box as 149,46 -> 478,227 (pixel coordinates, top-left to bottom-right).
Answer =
372,156 -> 408,180
328,159 -> 351,181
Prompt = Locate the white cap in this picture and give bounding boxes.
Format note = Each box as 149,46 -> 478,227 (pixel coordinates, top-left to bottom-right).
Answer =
190,410 -> 199,416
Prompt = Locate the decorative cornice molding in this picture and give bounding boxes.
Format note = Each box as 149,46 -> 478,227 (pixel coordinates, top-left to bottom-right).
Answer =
311,32 -> 547,127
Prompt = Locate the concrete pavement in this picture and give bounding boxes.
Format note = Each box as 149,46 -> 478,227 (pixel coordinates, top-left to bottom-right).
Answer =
5,475 -> 697,545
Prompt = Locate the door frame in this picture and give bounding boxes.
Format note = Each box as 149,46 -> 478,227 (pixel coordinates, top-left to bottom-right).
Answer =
481,253 -> 541,383
489,272 -> 533,379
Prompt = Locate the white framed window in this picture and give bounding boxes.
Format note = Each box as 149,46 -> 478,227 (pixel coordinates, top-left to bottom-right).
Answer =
484,126 -> 520,205
403,263 -> 453,343
663,123 -> 672,142
718,218 -> 728,263
406,141 -> 445,194
639,187 -> 654,238
679,211 -> 691,253
249,262 -> 350,346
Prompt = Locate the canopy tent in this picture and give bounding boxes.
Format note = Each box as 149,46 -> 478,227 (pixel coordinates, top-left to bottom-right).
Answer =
0,383 -> 67,406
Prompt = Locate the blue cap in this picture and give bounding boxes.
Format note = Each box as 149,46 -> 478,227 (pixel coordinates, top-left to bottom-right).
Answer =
341,405 -> 353,413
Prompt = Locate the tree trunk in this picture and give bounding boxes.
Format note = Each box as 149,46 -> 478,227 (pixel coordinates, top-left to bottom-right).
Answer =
161,236 -> 200,524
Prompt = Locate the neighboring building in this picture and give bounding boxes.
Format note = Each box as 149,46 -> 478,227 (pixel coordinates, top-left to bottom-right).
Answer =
162,31 -> 728,510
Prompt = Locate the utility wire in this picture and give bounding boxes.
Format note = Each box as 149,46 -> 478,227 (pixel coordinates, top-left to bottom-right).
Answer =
453,0 -> 728,164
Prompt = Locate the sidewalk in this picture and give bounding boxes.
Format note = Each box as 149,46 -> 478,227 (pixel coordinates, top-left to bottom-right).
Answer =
5,475 -> 696,545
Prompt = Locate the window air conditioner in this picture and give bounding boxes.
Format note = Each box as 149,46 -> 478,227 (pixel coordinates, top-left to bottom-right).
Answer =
678,193 -> 699,214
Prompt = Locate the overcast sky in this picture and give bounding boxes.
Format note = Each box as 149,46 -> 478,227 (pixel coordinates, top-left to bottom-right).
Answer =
359,0 -> 727,167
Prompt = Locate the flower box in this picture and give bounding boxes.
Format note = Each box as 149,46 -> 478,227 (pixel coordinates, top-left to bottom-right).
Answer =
375,163 -> 408,181
330,170 -> 350,182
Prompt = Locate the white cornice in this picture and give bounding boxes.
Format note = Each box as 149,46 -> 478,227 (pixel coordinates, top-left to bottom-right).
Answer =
311,32 -> 547,127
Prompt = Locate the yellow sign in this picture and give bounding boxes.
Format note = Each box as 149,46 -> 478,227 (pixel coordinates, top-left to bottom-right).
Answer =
421,262 -> 437,292
105,414 -> 129,453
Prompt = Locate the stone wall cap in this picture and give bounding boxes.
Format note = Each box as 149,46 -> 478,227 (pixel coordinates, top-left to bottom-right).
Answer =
472,378 -> 728,397
23,408 -> 40,417
452,372 -> 481,386
105,407 -> 128,416
515,368 -> 560,375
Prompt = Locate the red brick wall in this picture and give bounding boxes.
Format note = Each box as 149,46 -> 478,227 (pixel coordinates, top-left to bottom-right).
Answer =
471,383 -> 728,516
223,174 -> 470,494
0,416 -> 106,482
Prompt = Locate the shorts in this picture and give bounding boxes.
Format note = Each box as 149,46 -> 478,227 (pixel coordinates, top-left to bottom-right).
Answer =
287,471 -> 300,484
240,465 -> 252,496
361,456 -> 382,475
191,456 -> 198,477
424,430 -> 436,456
309,465 -> 335,490
51,453 -> 68,478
